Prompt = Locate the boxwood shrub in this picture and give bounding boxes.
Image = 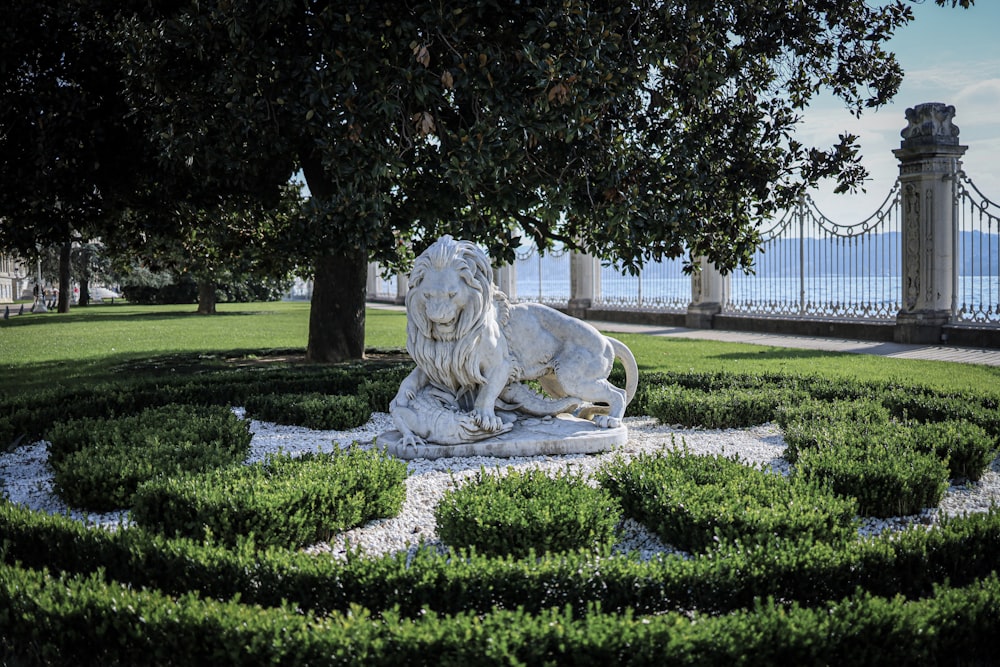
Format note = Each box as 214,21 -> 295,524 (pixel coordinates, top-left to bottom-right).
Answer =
243,392 -> 371,430
596,449 -> 857,553
46,404 -> 252,512
131,448 -> 407,549
435,466 -> 622,558
910,419 -> 997,482
793,438 -> 949,518
646,384 -> 807,429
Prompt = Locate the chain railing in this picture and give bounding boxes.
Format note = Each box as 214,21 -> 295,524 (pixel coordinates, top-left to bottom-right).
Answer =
955,172 -> 1000,323
727,184 -> 903,320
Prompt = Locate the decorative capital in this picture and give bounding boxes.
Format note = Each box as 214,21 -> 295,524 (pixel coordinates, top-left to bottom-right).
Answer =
900,102 -> 960,147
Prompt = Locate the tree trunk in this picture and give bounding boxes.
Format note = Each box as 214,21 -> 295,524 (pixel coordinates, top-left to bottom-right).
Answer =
78,278 -> 90,306
306,249 -> 368,362
196,279 -> 217,314
57,240 -> 72,313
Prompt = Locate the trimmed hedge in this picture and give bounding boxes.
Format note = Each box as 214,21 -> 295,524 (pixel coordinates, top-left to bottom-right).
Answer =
3,499 -> 1000,620
3,558 -> 1000,666
0,360 -> 413,448
46,404 -> 252,511
435,467 -> 622,558
645,384 -> 807,429
596,449 -> 857,553
131,448 -> 407,549
793,439 -> 949,518
244,392 -> 371,430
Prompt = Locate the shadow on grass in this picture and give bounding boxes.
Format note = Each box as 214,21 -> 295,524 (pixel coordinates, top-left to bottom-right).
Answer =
0,308 -> 293,329
2,347 -> 410,397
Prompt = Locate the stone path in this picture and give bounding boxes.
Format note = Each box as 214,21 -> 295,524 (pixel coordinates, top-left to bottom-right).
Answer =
587,320 -> 1000,367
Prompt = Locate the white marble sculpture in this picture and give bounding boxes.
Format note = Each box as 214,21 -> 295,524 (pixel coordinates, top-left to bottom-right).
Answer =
388,235 -> 638,452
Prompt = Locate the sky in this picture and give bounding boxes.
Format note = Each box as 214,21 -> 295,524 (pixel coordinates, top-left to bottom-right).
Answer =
801,0 -> 1000,221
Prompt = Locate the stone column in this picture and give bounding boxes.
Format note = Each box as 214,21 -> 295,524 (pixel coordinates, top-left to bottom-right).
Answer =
366,263 -> 379,297
686,256 -> 730,328
893,102 -> 967,344
494,263 -> 517,301
395,272 -> 408,304
567,251 -> 598,318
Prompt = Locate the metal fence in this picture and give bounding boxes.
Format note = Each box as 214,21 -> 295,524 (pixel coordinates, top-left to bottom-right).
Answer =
727,186 -> 903,320
595,257 -> 689,312
512,243 -> 571,305
955,172 -> 1000,323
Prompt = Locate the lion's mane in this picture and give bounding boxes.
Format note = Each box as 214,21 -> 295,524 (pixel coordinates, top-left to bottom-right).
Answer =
405,236 -> 502,394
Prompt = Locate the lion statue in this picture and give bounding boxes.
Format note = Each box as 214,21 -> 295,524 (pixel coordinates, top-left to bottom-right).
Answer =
390,235 -> 638,447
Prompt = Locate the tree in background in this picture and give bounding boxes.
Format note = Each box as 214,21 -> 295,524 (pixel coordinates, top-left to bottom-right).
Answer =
0,1 -> 157,313
118,0 -> 972,362
109,186 -> 303,314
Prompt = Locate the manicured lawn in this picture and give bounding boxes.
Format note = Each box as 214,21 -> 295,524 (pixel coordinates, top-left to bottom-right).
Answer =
2,300 -> 998,397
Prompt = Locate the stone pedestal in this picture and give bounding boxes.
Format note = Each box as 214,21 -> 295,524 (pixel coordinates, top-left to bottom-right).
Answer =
892,102 -> 967,345
379,414 -> 626,460
686,256 -> 729,329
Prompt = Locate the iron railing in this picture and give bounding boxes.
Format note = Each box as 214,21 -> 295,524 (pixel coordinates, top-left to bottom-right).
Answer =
727,185 -> 903,320
955,172 -> 1000,323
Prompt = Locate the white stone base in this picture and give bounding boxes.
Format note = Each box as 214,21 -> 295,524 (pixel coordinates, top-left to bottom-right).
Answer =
377,414 -> 627,460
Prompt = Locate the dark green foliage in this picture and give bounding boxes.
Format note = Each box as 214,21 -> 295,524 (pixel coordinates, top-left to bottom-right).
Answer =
4,499 -> 1000,622
882,388 -> 1000,438
3,556 -> 1000,666
46,405 -> 251,511
0,360 -> 413,448
794,439 -> 949,518
244,392 -> 370,430
131,448 -> 407,549
778,398 -> 894,463
646,384 -> 807,429
910,420 -> 998,482
597,448 -> 857,553
435,467 -> 622,558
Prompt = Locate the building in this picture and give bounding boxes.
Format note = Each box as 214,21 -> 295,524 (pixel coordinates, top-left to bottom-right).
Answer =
0,253 -> 24,304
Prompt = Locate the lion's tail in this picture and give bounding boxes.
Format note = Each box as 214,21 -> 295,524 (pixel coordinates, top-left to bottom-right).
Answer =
609,337 -> 638,408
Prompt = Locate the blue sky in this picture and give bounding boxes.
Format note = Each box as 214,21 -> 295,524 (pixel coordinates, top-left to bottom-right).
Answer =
802,0 -> 1000,220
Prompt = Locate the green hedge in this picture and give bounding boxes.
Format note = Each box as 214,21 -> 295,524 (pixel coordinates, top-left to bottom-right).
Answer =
435,467 -> 622,558
131,448 -> 407,549
793,439 -> 949,518
46,404 -> 252,511
0,360 -> 413,448
596,449 -> 857,553
3,559 -> 1000,666
244,392 -> 371,430
645,384 -> 807,429
3,499 -> 1000,620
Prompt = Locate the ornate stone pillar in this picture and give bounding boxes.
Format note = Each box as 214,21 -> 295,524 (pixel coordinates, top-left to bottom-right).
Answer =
892,102 -> 967,344
567,251 -> 598,318
686,257 -> 729,328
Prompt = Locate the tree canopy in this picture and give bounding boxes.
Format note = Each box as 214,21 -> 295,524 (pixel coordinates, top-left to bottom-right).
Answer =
2,0 -> 974,359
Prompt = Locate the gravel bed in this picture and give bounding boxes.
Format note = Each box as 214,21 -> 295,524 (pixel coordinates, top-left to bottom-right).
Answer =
1,411 -> 997,561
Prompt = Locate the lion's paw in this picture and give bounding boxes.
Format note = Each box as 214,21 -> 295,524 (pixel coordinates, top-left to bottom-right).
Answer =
472,410 -> 505,432
593,415 -> 622,429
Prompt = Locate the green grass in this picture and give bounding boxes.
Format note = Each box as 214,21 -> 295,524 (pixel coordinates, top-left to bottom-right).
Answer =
2,301 -> 998,397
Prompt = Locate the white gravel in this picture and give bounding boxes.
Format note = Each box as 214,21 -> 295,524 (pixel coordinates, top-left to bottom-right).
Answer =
1,411 -> 997,561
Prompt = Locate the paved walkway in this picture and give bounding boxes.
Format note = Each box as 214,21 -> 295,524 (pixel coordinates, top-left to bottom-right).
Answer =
586,320 -> 1000,367
368,302 -> 1000,367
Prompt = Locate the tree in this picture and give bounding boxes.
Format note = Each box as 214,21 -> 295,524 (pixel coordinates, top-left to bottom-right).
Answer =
117,0 -> 971,361
0,1 -> 158,313
107,187 -> 303,314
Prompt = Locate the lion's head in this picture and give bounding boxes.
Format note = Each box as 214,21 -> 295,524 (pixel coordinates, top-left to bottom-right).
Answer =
405,235 -> 497,392
406,236 -> 494,343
